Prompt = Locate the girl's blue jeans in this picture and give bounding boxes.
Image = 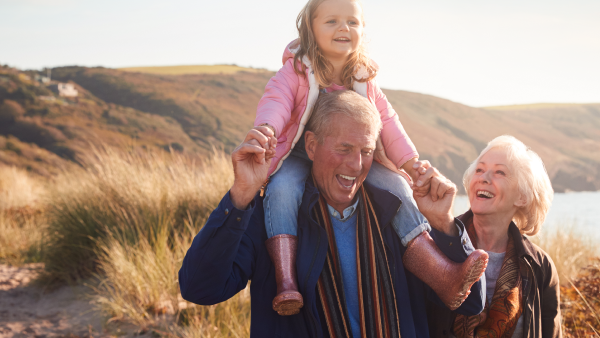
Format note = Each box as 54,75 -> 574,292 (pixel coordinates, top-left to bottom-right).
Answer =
264,141 -> 431,247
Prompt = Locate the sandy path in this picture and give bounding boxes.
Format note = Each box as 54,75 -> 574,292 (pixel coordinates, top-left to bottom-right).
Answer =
0,263 -> 105,338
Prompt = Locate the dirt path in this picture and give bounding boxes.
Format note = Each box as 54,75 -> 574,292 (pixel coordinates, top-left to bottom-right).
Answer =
0,263 -> 105,338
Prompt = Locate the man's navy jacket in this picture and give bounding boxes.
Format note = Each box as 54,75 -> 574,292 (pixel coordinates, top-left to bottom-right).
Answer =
179,180 -> 485,337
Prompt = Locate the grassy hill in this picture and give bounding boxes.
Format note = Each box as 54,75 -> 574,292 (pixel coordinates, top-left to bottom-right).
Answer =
1,64 -> 599,192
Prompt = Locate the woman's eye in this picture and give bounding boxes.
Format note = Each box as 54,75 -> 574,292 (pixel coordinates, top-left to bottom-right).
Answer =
496,170 -> 505,176
475,168 -> 483,173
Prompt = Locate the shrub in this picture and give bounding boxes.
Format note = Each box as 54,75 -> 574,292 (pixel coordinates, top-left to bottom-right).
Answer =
561,259 -> 600,336
0,99 -> 25,124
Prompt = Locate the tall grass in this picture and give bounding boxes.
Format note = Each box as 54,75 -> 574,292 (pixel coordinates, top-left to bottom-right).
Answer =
38,146 -> 251,334
0,166 -> 46,264
43,146 -> 233,283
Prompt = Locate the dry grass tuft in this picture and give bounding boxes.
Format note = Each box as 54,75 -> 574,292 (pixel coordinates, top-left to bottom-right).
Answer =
42,146 -> 233,283
0,166 -> 46,264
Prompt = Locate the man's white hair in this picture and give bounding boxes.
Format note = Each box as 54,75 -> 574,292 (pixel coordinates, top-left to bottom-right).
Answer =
306,90 -> 382,143
463,135 -> 553,236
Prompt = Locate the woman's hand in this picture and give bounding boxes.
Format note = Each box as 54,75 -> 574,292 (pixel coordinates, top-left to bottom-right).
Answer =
413,170 -> 458,236
230,126 -> 277,210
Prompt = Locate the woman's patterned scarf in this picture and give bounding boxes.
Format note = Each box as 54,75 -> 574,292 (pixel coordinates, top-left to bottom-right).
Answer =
313,185 -> 400,338
453,218 -> 523,338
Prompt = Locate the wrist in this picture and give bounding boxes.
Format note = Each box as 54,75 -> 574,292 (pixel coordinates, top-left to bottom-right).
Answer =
259,123 -> 276,137
230,183 -> 257,210
430,214 -> 457,236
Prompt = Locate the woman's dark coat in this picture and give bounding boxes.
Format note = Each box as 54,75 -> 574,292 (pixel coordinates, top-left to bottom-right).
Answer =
427,210 -> 562,338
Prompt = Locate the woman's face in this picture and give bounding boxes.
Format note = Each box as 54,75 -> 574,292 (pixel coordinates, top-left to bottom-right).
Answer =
468,147 -> 526,217
312,0 -> 364,63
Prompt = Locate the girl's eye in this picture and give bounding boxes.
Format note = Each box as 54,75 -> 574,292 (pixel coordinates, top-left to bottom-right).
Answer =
349,20 -> 358,25
327,20 -> 336,24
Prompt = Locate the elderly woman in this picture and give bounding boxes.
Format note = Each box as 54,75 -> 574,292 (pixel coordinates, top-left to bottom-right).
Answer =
428,135 -> 561,338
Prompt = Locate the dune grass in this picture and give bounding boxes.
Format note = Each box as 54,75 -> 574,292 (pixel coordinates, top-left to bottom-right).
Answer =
0,166 -> 46,265
41,146 -> 233,283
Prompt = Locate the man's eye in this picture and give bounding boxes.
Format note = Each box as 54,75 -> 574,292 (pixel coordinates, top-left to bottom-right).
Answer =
362,150 -> 373,156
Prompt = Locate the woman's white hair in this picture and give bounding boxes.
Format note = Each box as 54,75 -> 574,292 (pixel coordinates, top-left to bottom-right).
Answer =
463,135 -> 553,236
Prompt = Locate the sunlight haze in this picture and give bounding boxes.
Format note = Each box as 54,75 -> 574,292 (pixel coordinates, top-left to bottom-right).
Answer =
1,0 -> 598,106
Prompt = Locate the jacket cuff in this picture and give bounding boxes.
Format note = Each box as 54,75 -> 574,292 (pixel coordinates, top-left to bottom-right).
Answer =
212,191 -> 256,231
430,218 -> 474,263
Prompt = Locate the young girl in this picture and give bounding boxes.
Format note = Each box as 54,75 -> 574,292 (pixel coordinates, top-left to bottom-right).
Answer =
256,0 -> 488,316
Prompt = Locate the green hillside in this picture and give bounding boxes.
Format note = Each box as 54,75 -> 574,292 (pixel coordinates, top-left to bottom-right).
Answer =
1,64 -> 599,193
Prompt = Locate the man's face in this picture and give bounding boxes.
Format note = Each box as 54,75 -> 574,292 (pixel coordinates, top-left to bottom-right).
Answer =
305,116 -> 377,213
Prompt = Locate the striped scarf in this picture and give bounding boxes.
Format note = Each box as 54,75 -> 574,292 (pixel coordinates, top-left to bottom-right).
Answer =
453,218 -> 523,338
313,185 -> 400,338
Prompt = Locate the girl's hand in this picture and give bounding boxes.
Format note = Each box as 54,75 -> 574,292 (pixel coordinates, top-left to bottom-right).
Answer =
409,160 -> 450,202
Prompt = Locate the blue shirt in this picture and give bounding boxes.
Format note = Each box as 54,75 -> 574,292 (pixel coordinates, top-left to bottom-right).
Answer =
327,199 -> 361,338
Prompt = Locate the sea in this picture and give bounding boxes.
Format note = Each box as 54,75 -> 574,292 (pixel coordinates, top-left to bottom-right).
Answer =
453,191 -> 600,241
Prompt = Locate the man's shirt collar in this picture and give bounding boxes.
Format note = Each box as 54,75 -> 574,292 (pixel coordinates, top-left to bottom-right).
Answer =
327,197 -> 360,222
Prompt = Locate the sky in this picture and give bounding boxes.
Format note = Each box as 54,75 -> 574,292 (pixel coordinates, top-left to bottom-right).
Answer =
1,0 -> 599,107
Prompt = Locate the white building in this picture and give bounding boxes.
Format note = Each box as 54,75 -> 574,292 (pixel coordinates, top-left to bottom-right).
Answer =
49,83 -> 78,97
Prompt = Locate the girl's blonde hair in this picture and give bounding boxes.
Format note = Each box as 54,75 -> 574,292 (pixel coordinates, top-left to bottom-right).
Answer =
294,0 -> 377,89
463,135 -> 554,236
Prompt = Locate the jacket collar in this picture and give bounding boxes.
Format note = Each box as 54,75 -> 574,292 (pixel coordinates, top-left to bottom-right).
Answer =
457,210 -> 543,268
302,174 -> 402,230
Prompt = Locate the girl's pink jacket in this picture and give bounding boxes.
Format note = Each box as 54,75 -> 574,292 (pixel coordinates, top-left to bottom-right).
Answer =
255,40 -> 418,177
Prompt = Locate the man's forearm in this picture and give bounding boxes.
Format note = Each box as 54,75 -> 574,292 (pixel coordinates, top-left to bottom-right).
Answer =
179,191 -> 255,305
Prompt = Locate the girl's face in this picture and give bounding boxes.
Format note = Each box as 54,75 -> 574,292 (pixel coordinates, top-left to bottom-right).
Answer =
312,0 -> 364,63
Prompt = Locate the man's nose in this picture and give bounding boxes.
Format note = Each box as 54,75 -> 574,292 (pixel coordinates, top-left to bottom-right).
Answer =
346,151 -> 362,172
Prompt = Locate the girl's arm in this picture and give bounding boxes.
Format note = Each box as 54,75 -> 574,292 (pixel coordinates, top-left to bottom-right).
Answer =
254,59 -> 302,137
370,80 -> 419,174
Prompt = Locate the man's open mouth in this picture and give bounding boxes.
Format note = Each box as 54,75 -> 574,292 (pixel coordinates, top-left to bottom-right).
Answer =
337,174 -> 356,189
476,190 -> 495,199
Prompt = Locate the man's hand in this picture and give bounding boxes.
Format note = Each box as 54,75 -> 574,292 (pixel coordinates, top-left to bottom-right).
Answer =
230,126 -> 277,210
413,169 -> 458,236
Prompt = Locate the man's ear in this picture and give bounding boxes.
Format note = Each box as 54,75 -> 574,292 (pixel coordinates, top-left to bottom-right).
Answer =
305,131 -> 317,161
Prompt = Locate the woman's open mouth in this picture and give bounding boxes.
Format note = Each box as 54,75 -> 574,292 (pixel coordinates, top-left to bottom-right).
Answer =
476,190 -> 495,199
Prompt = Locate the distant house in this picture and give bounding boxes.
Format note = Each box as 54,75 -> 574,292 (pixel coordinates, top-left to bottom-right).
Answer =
49,83 -> 78,97
34,74 -> 50,84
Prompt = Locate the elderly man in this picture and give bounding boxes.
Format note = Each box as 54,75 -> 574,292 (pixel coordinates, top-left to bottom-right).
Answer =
179,90 -> 485,337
